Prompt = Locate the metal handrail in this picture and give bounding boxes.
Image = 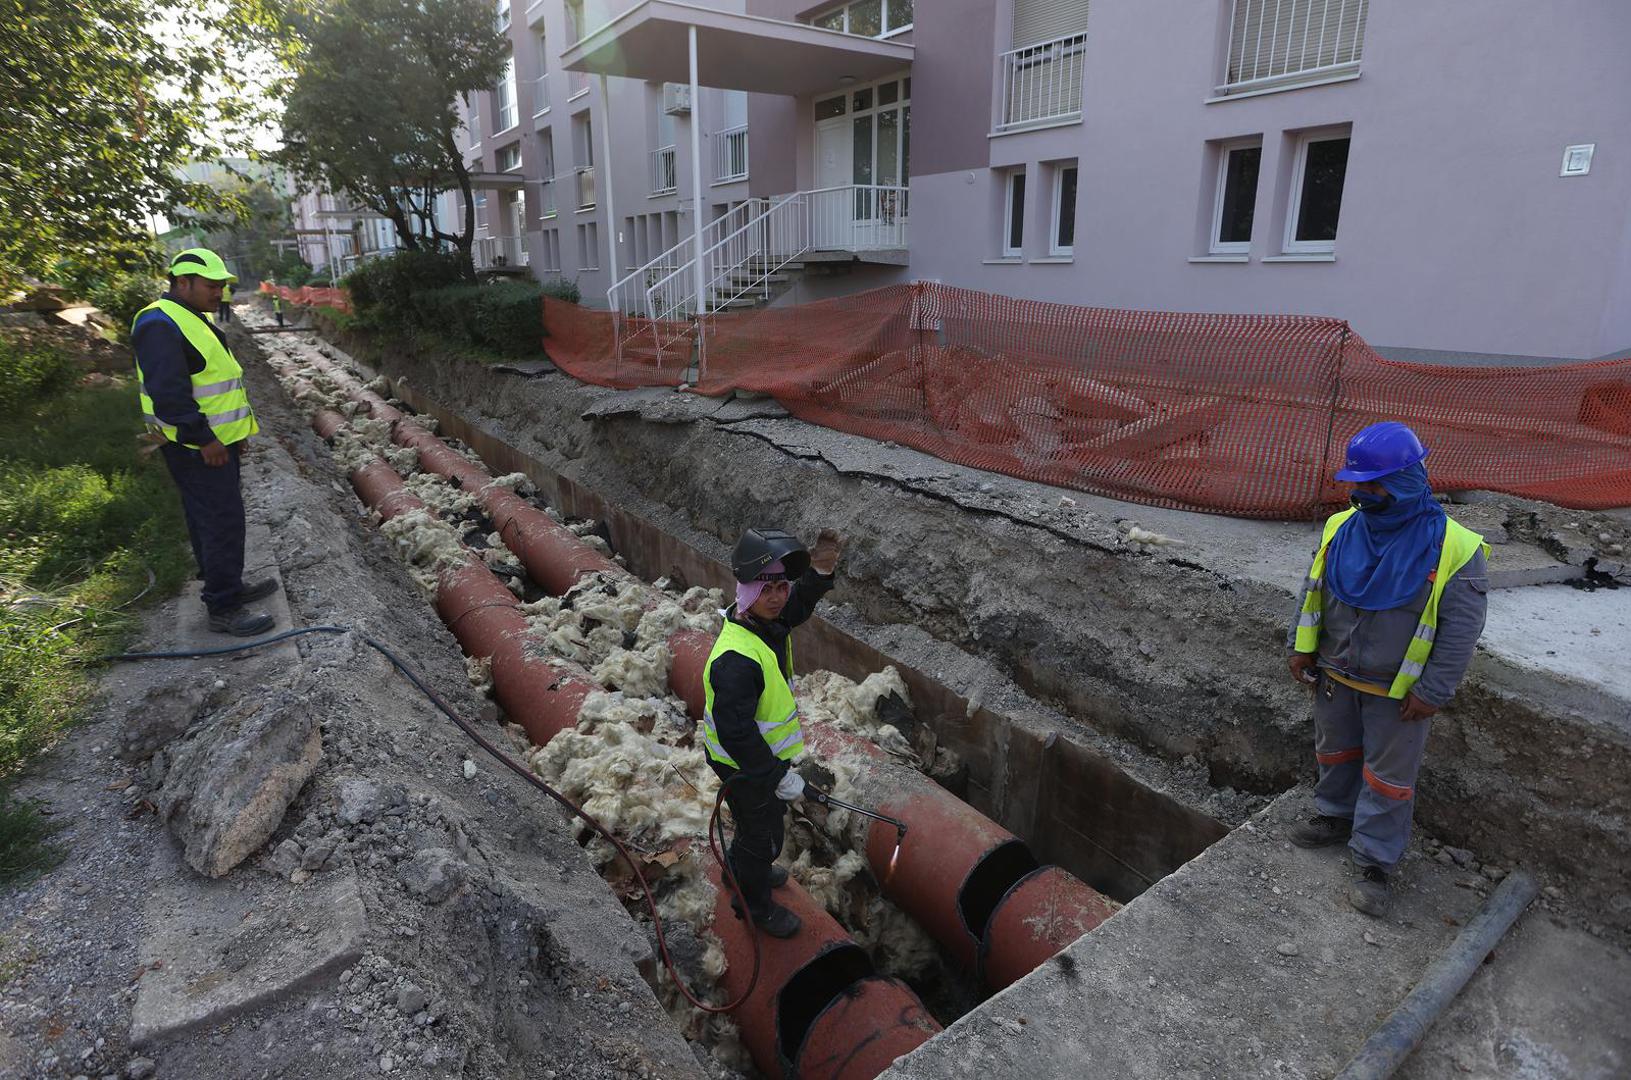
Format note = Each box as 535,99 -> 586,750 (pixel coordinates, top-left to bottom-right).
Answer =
650,145 -> 678,195
714,124 -> 749,183
996,30 -> 1088,131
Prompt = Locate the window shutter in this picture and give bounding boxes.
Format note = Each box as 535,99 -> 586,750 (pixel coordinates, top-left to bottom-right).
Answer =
1012,0 -> 1090,48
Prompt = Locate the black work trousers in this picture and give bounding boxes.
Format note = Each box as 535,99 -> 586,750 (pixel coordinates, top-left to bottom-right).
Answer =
160,440 -> 247,613
708,759 -> 786,917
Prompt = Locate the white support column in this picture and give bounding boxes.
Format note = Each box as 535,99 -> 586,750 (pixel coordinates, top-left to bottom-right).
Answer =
688,24 -> 706,356
597,73 -> 619,288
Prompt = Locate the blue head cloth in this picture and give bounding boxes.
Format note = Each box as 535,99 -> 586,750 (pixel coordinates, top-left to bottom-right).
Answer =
1324,461 -> 1446,611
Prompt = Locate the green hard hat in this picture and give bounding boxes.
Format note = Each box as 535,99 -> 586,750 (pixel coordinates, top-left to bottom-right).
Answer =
168,247 -> 238,283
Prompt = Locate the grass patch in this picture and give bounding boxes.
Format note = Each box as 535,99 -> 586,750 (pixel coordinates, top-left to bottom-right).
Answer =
0,364 -> 192,877
0,787 -> 63,885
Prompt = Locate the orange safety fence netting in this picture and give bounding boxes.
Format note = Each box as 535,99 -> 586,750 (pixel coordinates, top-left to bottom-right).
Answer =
544,284 -> 1631,519
260,281 -> 352,314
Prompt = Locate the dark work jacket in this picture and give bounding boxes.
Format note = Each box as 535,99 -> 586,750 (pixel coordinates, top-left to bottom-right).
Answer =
131,292 -> 230,447
707,569 -> 834,783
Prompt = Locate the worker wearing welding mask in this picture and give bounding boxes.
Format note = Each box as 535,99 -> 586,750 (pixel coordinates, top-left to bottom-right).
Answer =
1286,422 -> 1488,917
702,527 -> 843,938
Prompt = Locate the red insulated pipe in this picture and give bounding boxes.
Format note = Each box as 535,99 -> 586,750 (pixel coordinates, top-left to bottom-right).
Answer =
308,359 -> 628,593
300,398 -> 600,749
288,360 -> 944,1074
795,976 -> 940,1080
706,862 -> 939,1080
980,866 -> 1120,991
861,791 -> 1020,974
302,355 -> 1110,991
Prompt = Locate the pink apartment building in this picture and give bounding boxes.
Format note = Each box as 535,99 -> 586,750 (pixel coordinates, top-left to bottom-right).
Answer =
298,0 -> 1631,362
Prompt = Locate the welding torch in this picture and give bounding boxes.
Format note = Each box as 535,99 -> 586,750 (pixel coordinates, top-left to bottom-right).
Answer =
802,784 -> 910,882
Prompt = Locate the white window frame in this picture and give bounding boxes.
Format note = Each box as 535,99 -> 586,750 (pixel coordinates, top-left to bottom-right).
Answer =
1003,169 -> 1026,257
496,0 -> 510,31
497,142 -> 523,172
1049,162 -> 1077,257
809,0 -> 913,39
496,55 -> 518,134
1210,138 -> 1261,256
1283,130 -> 1349,255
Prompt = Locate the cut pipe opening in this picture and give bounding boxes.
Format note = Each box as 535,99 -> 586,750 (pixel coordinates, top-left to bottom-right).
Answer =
957,839 -> 1042,947
777,943 -> 876,1071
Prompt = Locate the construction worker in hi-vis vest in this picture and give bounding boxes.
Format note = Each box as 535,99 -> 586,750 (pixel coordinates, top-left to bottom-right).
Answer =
1286,422 -> 1489,917
703,527 -> 843,939
131,248 -> 278,637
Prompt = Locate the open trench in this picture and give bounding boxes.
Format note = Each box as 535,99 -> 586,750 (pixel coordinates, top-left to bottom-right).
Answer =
251,325 -> 1229,1079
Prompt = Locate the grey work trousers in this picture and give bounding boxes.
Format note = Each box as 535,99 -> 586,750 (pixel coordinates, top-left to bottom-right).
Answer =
1312,672 -> 1431,871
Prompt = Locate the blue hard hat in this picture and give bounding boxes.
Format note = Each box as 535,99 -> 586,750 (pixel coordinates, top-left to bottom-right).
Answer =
1334,421 -> 1429,482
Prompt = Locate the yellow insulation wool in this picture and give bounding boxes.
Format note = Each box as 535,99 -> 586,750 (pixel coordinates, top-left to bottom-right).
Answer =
798,667 -> 919,763
379,508 -> 469,595
402,471 -> 479,516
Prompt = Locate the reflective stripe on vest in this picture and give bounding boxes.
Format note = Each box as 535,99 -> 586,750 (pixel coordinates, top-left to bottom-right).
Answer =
701,620 -> 804,769
132,299 -> 259,448
1294,509 -> 1488,700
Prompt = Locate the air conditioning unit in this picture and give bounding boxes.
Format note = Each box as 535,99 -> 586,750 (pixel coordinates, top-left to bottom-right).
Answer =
662,82 -> 691,115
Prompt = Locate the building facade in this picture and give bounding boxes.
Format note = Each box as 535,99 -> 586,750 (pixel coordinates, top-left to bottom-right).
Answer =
316,0 -> 1631,361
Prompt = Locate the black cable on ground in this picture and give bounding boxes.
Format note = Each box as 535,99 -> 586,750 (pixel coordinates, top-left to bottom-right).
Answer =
104,625 -> 762,1014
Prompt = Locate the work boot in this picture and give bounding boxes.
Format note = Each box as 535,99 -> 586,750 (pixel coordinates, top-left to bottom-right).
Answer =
208,607 -> 274,637
751,903 -> 801,939
238,578 -> 279,604
730,896 -> 801,938
1348,866 -> 1391,918
1290,814 -> 1353,849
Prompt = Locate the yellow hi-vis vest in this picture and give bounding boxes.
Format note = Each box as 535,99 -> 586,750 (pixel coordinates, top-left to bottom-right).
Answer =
132,299 -> 259,448
1294,508 -> 1489,699
702,620 -> 804,769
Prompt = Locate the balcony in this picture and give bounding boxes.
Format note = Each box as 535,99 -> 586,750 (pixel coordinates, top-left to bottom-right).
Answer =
1217,0 -> 1369,96
531,74 -> 550,118
568,69 -> 590,100
533,177 -> 558,219
713,124 -> 748,183
650,145 -> 677,195
575,165 -> 596,210
807,184 -> 908,252
997,31 -> 1086,132
474,235 -> 528,271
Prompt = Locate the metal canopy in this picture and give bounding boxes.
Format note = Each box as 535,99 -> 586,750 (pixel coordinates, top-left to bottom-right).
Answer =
560,0 -> 912,96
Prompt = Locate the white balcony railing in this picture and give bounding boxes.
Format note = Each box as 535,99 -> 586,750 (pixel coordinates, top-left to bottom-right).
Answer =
996,31 -> 1087,132
575,165 -> 596,209
533,177 -> 558,219
807,184 -> 909,251
568,69 -> 590,99
473,235 -> 528,270
650,145 -> 677,195
714,125 -> 749,183
1220,0 -> 1368,94
531,75 -> 550,118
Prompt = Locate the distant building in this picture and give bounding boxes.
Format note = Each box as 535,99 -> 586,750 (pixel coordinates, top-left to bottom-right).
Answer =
290,0 -> 1631,361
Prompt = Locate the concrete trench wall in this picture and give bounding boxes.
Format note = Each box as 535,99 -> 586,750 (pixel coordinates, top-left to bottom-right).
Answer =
314,322 -> 1631,932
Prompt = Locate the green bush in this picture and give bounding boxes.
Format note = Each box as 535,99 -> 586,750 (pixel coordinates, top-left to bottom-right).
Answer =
538,276 -> 581,305
344,249 -> 471,316
409,281 -> 544,357
0,335 -> 76,413
88,270 -> 166,341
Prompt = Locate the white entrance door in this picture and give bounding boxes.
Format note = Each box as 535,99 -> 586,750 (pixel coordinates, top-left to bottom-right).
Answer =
814,117 -> 852,249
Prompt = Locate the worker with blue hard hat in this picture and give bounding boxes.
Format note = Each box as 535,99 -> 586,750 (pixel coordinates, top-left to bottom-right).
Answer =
1284,421 -> 1489,916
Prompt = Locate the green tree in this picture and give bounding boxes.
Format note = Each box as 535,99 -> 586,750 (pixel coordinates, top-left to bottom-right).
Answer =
0,0 -> 293,295
279,0 -> 506,263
